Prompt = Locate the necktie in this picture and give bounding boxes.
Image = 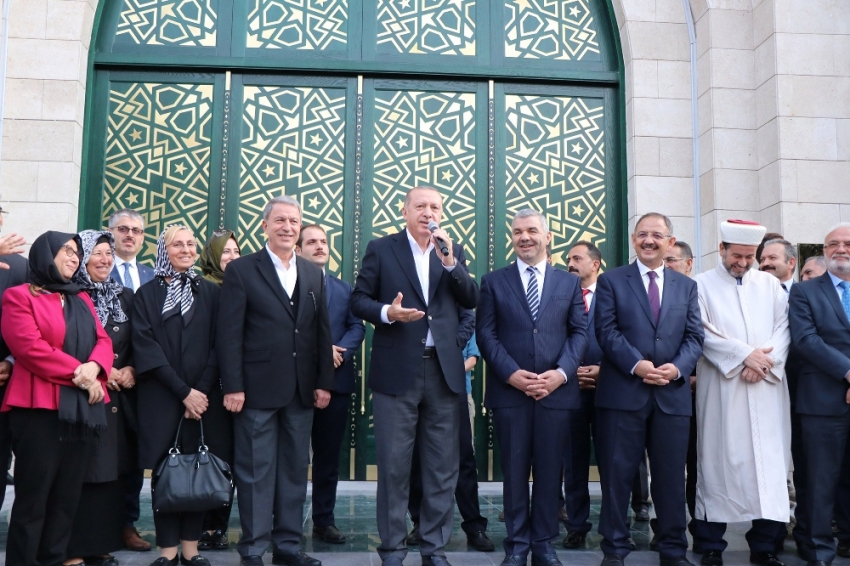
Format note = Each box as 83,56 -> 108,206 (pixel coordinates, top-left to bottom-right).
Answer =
781,282 -> 788,294
647,271 -> 660,323
526,266 -> 539,321
840,281 -> 850,323
582,288 -> 590,313
122,262 -> 134,291
736,277 -> 743,286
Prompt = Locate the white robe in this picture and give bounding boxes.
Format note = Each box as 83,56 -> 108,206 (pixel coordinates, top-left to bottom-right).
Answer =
693,264 -> 791,523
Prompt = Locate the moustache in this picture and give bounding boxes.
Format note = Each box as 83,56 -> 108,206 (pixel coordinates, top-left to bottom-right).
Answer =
641,244 -> 658,250
760,265 -> 775,271
568,267 -> 579,273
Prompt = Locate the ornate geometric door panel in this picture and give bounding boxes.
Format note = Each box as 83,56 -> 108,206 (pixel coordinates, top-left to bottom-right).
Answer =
86,72 -> 226,264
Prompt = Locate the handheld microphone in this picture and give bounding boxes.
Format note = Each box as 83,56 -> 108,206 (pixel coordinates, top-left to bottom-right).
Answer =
427,221 -> 450,257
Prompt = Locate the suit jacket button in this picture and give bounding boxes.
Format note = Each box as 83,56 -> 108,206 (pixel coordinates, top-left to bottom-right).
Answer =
113,326 -> 120,332
428,316 -> 432,320
111,406 -> 118,413
421,338 -> 426,344
293,352 -> 297,357
290,301 -> 294,306
656,337 -> 660,341
295,329 -> 299,334
533,329 -> 538,333
114,353 -> 119,359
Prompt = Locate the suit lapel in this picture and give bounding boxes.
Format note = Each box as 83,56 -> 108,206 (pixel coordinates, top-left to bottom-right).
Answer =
537,263 -> 557,315
295,256 -> 311,326
505,263 -> 534,321
324,273 -> 333,308
391,231 -> 426,304
656,268 -> 675,326
427,250 -> 443,305
256,250 -> 295,320
626,262 -> 656,328
818,274 -> 850,330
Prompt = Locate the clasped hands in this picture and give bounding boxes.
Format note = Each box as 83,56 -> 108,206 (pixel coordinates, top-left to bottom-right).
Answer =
634,360 -> 679,385
107,366 -> 136,391
222,388 -> 331,414
508,369 -> 564,400
71,361 -> 104,404
741,347 -> 774,383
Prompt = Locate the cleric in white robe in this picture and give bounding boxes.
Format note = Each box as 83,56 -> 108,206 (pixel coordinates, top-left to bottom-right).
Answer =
691,219 -> 792,566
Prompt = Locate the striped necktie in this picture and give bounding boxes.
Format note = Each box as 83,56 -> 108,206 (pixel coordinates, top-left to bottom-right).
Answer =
526,266 -> 539,321
123,262 -> 135,291
840,281 -> 850,323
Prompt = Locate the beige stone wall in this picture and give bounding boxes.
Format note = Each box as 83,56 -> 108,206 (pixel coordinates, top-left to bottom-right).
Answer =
0,0 -> 96,244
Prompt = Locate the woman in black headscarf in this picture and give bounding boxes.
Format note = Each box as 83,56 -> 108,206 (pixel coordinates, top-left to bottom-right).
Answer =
1,231 -> 113,566
133,225 -> 230,566
65,230 -> 136,566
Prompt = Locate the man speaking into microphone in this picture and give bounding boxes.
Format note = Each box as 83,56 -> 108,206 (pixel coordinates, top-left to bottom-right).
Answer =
352,186 -> 479,566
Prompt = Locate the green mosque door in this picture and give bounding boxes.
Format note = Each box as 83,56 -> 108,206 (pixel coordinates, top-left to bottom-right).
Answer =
83,0 -> 624,480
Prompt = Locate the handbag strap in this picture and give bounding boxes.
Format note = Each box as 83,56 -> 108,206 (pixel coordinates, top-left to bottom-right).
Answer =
170,416 -> 208,454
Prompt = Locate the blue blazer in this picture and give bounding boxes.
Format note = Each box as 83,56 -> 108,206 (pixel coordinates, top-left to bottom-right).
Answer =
477,263 -> 588,410
789,273 -> 850,416
110,261 -> 155,291
325,274 -> 366,394
593,262 -> 703,416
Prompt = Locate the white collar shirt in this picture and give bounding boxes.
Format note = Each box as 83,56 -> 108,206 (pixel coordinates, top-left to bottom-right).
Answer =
516,257 -> 548,296
583,281 -> 597,310
636,260 -> 665,305
266,245 -> 298,299
114,256 -> 141,291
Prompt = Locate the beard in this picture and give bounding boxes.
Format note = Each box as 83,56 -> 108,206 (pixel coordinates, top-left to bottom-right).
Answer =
828,255 -> 850,275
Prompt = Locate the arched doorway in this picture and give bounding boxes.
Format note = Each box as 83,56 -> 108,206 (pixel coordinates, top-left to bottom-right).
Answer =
80,0 -> 626,480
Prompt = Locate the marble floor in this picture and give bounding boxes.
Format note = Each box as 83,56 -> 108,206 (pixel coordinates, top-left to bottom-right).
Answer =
0,482 -> 814,566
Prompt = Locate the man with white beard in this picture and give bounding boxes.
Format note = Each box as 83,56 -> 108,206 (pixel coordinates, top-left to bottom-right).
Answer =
691,220 -> 791,566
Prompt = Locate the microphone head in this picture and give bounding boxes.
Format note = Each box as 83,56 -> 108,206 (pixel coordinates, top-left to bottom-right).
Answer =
427,221 -> 439,233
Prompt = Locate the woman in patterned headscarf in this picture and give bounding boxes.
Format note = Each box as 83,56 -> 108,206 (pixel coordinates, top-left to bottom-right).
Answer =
65,230 -> 135,566
132,225 -> 231,566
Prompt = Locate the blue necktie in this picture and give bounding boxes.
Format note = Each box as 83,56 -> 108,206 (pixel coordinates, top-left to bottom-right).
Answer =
123,262 -> 134,291
840,281 -> 850,323
526,266 -> 539,321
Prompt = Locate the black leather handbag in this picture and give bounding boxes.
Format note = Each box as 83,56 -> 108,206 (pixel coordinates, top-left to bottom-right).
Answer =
151,417 -> 234,514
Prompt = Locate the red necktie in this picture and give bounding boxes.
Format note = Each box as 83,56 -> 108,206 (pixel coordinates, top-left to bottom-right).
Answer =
582,288 -> 590,313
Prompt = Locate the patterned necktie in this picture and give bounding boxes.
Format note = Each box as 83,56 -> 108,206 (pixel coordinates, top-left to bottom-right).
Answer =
526,266 -> 539,321
123,262 -> 134,291
840,281 -> 850,323
582,288 -> 590,313
647,271 -> 660,323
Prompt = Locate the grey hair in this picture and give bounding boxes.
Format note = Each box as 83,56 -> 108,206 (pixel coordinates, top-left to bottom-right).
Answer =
804,255 -> 827,269
762,238 -> 797,262
108,208 -> 144,228
825,222 -> 850,244
512,208 -> 549,233
263,195 -> 302,221
635,212 -> 674,236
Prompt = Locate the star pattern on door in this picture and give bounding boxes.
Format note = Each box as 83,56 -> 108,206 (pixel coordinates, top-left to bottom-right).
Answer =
504,0 -> 600,61
376,0 -> 476,56
246,0 -> 348,51
115,0 -> 217,46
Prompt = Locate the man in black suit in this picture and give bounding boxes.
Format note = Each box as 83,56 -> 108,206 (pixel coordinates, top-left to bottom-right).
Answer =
789,222 -> 850,566
218,195 -> 335,566
295,224 -> 365,545
0,206 -> 27,510
351,186 -> 478,566
594,212 -> 704,566
562,240 -> 603,550
477,208 -> 588,566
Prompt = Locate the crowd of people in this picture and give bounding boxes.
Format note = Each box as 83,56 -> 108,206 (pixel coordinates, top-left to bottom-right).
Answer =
0,187 -> 847,566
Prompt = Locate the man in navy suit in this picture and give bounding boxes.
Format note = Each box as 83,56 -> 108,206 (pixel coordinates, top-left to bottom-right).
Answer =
477,208 -> 588,566
789,223 -> 850,566
594,212 -> 704,566
108,208 -> 155,292
106,207 -> 155,552
295,224 -> 365,545
562,240 -> 603,550
351,186 -> 478,566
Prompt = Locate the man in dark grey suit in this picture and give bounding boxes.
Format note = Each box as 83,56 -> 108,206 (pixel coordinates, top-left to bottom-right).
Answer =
789,223 -> 850,566
295,223 -> 365,545
477,209 -> 588,566
218,195 -> 335,566
351,186 -> 479,566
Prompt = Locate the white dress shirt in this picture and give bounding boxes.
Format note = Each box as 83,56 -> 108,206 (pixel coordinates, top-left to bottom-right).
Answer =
266,245 -> 298,299
516,257 -> 568,382
830,271 -> 848,301
583,282 -> 597,311
114,256 -> 142,290
380,229 -> 456,347
636,260 -> 665,305
780,277 -> 794,294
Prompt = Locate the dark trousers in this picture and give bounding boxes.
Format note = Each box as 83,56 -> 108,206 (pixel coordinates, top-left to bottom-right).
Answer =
154,510 -> 205,548
373,358 -> 459,560
790,409 -> 808,547
202,506 -> 233,532
798,412 -> 850,562
596,400 -> 690,559
632,454 -> 650,513
691,519 -> 786,553
409,392 -> 487,537
6,409 -> 94,566
123,469 -> 145,526
687,393 -> 698,525
494,401 -> 569,559
310,391 -> 351,528
563,390 -> 596,534
0,409 -> 11,511
233,402 -> 314,557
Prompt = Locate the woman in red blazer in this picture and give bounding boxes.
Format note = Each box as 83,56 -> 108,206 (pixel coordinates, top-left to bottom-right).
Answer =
1,231 -> 113,566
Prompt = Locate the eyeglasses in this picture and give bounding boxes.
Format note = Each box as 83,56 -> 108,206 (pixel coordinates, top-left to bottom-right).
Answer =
60,245 -> 81,259
636,232 -> 671,241
113,226 -> 144,236
825,241 -> 850,250
169,241 -> 197,251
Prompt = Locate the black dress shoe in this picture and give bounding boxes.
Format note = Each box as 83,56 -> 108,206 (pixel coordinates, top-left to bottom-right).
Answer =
421,557 -> 451,566
499,511 -> 505,522
563,531 -> 586,549
149,557 -> 178,566
240,557 -> 263,566
500,556 -> 526,566
197,532 -> 212,551
313,525 -> 346,544
467,530 -> 495,552
272,551 -> 321,566
649,534 -> 660,552
660,556 -> 695,566
558,505 -> 568,522
179,556 -> 210,566
837,540 -> 850,558
701,551 -> 723,566
85,556 -> 119,566
210,530 -> 229,550
531,554 -> 562,566
601,555 -> 625,566
750,553 -> 784,566
635,507 -> 651,522
406,524 -> 421,546
628,538 -> 637,551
